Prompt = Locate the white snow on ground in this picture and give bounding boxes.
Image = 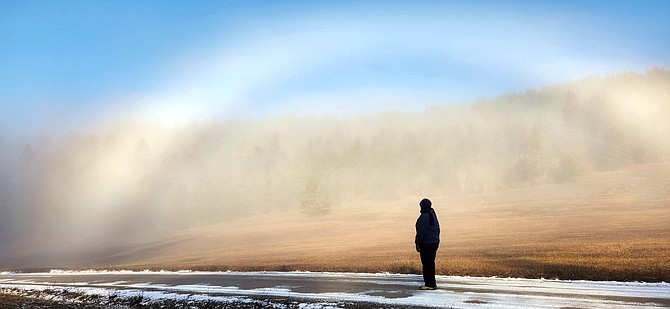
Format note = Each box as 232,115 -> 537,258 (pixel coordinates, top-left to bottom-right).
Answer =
2,270 -> 669,308
0,283 -> 259,307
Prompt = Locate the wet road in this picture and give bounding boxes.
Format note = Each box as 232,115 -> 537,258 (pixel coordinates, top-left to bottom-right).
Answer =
2,271 -> 669,308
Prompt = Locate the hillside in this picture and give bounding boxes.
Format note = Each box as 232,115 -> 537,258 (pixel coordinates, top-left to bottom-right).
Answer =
1,68 -> 669,280
108,162 -> 670,281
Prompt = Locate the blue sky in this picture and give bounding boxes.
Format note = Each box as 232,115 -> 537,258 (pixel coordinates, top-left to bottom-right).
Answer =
1,1 -> 669,135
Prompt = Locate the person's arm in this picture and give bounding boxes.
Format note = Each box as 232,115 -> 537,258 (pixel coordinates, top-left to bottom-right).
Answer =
415,214 -> 428,249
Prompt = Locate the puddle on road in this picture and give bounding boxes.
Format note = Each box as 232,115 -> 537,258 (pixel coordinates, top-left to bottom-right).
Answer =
465,299 -> 488,304
363,289 -> 413,299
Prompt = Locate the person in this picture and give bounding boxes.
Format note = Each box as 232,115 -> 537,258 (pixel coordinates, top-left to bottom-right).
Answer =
415,198 -> 440,290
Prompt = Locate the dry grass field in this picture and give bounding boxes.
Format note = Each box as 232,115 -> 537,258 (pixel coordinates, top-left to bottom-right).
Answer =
107,163 -> 670,282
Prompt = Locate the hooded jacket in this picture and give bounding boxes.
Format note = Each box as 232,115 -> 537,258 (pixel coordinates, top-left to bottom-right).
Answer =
415,204 -> 440,245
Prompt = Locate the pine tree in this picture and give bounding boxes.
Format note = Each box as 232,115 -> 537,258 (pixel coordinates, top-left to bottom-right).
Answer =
300,176 -> 329,216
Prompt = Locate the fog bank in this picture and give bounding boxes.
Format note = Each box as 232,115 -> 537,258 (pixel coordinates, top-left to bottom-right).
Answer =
1,68 -> 669,267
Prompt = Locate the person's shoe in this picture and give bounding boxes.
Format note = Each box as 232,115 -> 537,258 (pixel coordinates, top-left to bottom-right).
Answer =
420,285 -> 437,290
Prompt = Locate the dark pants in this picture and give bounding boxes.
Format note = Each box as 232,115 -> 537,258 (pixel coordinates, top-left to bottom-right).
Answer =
419,243 -> 439,287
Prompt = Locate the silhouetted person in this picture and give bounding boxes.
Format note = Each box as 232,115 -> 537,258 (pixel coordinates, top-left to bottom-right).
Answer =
415,198 -> 440,290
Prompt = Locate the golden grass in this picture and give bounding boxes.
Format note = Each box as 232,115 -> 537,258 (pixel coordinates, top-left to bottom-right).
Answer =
114,164 -> 670,282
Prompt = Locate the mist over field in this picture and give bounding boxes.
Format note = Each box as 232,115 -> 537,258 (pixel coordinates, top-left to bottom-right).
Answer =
1,68 -> 669,270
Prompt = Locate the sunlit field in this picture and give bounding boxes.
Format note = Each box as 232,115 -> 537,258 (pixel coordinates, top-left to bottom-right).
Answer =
106,163 -> 668,282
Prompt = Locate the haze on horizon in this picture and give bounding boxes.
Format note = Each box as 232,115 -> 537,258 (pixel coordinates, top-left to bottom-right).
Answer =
1,68 -> 669,268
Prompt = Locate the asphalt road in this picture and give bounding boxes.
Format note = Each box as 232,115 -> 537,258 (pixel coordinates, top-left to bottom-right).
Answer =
2,271 -> 669,308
